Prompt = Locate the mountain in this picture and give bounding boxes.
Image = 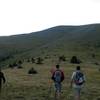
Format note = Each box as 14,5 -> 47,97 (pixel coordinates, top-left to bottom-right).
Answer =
0,24 -> 100,65
0,24 -> 100,100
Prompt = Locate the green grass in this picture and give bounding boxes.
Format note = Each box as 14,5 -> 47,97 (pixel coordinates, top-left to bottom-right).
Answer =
0,24 -> 100,100
0,59 -> 100,100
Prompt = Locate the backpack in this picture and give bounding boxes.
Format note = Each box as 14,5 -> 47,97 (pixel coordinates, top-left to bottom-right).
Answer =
53,70 -> 62,83
74,71 -> 85,85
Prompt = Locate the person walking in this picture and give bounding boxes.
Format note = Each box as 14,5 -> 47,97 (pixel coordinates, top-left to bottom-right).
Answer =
51,64 -> 64,100
70,66 -> 85,100
0,68 -> 6,93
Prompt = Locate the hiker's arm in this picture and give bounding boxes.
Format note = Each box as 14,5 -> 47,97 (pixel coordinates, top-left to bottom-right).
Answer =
70,72 -> 75,88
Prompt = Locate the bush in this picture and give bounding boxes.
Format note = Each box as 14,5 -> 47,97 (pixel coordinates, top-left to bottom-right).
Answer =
36,57 -> 43,64
59,55 -> 66,62
18,60 -> 23,65
94,62 -> 99,65
13,62 -> 18,67
28,67 -> 38,74
70,56 -> 81,64
31,58 -> 35,63
8,64 -> 14,68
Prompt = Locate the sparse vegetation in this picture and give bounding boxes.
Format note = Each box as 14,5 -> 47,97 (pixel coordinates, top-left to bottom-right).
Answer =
0,61 -> 100,100
70,56 -> 81,64
59,55 -> 66,62
0,24 -> 100,100
36,57 -> 43,64
31,58 -> 35,63
28,67 -> 38,74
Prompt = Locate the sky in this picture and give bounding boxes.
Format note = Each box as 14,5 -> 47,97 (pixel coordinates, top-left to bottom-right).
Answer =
0,0 -> 100,36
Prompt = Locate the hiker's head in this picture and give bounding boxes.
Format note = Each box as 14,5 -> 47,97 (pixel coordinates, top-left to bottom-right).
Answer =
56,64 -> 60,69
76,66 -> 80,70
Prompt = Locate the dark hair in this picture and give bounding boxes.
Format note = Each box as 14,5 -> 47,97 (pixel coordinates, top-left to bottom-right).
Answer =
56,64 -> 60,69
76,66 -> 80,70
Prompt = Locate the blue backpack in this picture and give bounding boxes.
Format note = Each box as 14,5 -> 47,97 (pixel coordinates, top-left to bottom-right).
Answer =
53,70 -> 62,83
74,72 -> 85,85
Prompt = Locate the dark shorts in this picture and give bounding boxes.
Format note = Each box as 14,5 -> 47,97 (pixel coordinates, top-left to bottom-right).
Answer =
55,82 -> 61,92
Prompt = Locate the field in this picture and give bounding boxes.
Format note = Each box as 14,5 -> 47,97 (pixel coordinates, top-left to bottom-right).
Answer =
0,58 -> 100,100
0,24 -> 100,100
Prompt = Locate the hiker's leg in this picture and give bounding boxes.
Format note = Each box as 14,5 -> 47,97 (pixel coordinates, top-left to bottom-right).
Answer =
55,91 -> 60,100
58,83 -> 61,100
74,88 -> 81,100
55,91 -> 57,100
55,83 -> 57,100
77,89 -> 81,100
55,83 -> 61,100
55,83 -> 60,100
75,92 -> 80,100
73,88 -> 77,100
57,91 -> 61,100
77,94 -> 80,100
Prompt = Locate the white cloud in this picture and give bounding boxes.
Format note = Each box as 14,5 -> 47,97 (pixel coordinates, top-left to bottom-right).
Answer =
0,0 -> 100,36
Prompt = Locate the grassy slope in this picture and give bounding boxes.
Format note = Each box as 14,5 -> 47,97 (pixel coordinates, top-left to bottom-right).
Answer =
0,24 -> 100,63
0,59 -> 100,100
0,24 -> 100,100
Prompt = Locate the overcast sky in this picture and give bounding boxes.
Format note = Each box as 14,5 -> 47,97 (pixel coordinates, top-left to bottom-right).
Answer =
0,0 -> 100,36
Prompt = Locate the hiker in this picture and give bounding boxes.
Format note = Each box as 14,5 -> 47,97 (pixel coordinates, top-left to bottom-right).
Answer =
70,66 -> 85,100
0,68 -> 6,92
51,64 -> 64,100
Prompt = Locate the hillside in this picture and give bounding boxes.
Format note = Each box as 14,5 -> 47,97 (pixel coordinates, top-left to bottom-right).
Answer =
0,24 -> 100,100
0,24 -> 100,66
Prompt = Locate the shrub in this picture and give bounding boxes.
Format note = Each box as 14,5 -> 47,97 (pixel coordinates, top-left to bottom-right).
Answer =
36,57 -> 43,64
31,58 -> 35,63
70,56 -> 81,64
28,67 -> 38,74
59,55 -> 66,62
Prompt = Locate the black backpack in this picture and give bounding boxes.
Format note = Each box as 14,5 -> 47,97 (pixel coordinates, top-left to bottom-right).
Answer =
74,72 -> 85,85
